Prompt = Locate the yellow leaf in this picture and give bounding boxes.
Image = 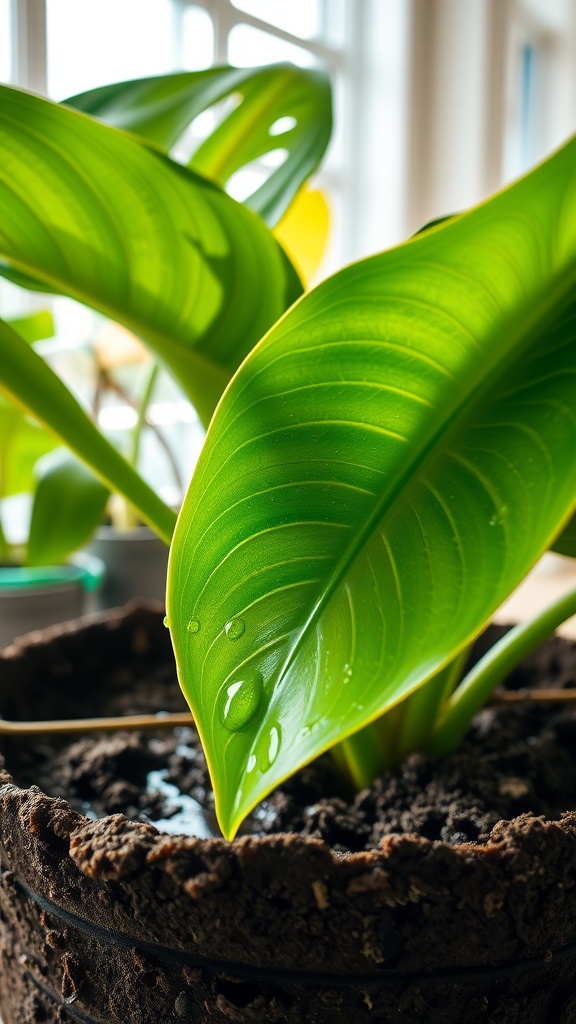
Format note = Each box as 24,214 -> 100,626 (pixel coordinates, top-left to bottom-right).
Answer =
274,187 -> 330,287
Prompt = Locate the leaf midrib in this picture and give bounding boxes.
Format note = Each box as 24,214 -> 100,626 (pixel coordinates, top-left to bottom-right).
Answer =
277,247 -> 576,686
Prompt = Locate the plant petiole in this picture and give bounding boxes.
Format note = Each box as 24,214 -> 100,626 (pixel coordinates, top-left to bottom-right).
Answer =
429,585 -> 576,756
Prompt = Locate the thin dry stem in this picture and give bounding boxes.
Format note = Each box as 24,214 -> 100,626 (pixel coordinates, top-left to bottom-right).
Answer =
0,688 -> 575,737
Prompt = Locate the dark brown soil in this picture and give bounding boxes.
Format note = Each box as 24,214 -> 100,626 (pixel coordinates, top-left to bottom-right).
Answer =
2,620 -> 576,851
1,604 -> 576,1024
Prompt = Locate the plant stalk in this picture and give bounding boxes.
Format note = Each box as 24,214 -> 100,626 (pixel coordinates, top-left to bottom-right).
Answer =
332,722 -> 391,790
429,585 -> 576,756
129,361 -> 159,470
394,646 -> 471,762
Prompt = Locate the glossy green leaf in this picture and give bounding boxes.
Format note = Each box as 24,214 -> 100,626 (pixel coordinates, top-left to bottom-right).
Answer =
0,313 -> 58,498
0,85 -> 301,427
551,514 -> 576,557
0,402 -> 57,498
27,449 -> 109,565
167,137 -> 576,838
65,64 -> 333,226
6,310 -> 55,344
0,318 -> 175,543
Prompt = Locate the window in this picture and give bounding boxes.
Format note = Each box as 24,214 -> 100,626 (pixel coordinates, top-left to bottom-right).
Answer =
503,0 -> 576,182
46,0 -> 177,99
0,0 -> 11,83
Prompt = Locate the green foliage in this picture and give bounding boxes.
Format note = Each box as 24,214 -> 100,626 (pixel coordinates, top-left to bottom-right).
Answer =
0,317 -> 175,544
0,63 -> 333,571
6,310 -> 55,344
166,136 -> 576,838
65,64 -> 332,226
0,313 -> 58,502
0,85 -> 301,429
27,450 -> 110,566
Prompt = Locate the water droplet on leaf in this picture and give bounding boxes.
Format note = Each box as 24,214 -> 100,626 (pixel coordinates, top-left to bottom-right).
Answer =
163,615 -> 171,629
269,725 -> 280,764
187,619 -> 200,634
246,754 -> 257,773
225,618 -> 245,639
220,670 -> 263,731
259,724 -> 281,771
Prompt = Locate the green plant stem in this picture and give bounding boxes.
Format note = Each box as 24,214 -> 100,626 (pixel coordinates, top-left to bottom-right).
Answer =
100,366 -> 184,495
130,361 -> 159,470
394,645 -> 471,763
429,585 -> 576,756
332,721 -> 391,791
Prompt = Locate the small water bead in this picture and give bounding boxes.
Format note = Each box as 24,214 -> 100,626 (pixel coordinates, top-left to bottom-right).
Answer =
163,615 -> 171,629
225,618 -> 245,640
343,663 -> 353,682
187,619 -> 201,634
268,725 -> 280,766
246,754 -> 257,773
258,723 -> 282,771
489,505 -> 509,528
220,669 -> 263,731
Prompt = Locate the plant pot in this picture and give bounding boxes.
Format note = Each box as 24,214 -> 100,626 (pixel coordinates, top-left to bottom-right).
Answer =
0,554 -> 105,650
1,604 -> 576,1024
85,526 -> 169,610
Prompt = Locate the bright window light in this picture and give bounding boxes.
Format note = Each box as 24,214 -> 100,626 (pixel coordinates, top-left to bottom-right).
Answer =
226,148 -> 288,202
228,24 -> 316,68
0,0 -> 11,83
230,0 -> 321,41
46,0 -> 176,99
182,6 -> 214,70
269,115 -> 297,136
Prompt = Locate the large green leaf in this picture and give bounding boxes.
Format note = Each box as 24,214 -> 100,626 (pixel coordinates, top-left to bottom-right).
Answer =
167,137 -> 576,838
65,64 -> 332,226
27,449 -> 110,566
0,402 -> 57,498
0,85 -> 301,427
6,310 -> 55,344
0,313 -> 58,498
0,318 -> 175,543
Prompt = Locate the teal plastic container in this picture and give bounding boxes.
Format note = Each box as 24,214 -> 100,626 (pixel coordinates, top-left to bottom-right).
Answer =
0,553 -> 105,649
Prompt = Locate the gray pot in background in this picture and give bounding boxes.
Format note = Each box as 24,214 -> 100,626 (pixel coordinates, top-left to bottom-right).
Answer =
85,525 -> 168,610
0,555 -> 105,650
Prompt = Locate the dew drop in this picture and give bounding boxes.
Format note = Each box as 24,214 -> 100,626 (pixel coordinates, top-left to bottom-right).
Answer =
343,662 -> 353,682
259,724 -> 281,771
187,619 -> 200,634
489,505 -> 509,528
246,754 -> 257,774
163,615 -> 171,629
220,669 -> 263,731
269,725 -> 281,766
225,617 -> 245,640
